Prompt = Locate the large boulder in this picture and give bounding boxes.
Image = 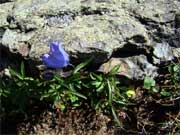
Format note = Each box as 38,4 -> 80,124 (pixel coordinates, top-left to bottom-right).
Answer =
0,0 -> 180,80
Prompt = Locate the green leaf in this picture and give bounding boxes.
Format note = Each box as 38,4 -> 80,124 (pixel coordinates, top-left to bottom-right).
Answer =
107,80 -> 112,105
69,83 -> 76,91
94,100 -> 103,110
42,93 -> 50,98
92,81 -> 102,88
160,90 -> 171,97
90,73 -> 96,80
70,94 -> 79,102
70,91 -> 87,99
90,73 -> 103,81
113,99 -> 128,106
17,81 -> 24,87
54,74 -> 63,83
126,90 -> 136,98
73,58 -> 93,74
60,102 -> 66,111
173,65 -> 180,72
72,102 -> 81,107
62,83 -> 71,90
24,77 -> 34,81
2,89 -> 11,97
21,62 -> 25,79
111,106 -> 121,126
9,68 -> 23,80
143,76 -> 156,90
48,89 -> 56,94
53,95 -> 60,102
152,86 -> 160,93
108,64 -> 121,75
168,65 -> 173,74
96,83 -> 105,92
174,73 -> 180,82
50,84 -> 55,89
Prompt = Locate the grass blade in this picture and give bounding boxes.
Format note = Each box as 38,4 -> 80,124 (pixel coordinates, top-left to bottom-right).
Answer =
21,62 -> 25,79
111,106 -> 121,126
9,68 -> 23,80
73,58 -> 93,74
107,79 -> 112,105
109,64 -> 121,75
70,91 -> 87,99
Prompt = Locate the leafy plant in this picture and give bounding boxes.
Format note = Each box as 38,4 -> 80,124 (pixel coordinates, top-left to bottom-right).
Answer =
1,62 -> 48,115
41,58 -> 93,111
87,65 -> 131,126
143,76 -> 156,90
168,64 -> 180,86
1,60 -> 132,126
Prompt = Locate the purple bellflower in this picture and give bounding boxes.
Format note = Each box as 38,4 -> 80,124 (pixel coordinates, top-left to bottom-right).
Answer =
42,42 -> 69,69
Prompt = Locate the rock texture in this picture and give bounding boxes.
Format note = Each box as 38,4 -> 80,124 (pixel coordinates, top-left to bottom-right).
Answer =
0,0 -> 180,80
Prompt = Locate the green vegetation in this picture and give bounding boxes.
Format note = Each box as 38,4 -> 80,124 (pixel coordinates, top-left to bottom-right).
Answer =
143,63 -> 180,98
0,60 -> 133,126
0,60 -> 180,134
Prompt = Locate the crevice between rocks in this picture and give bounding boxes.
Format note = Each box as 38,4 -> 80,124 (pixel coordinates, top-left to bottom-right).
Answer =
0,44 -> 40,76
0,0 -> 12,4
0,27 -> 6,38
112,44 -> 146,58
0,45 -> 23,71
134,15 -> 174,26
133,15 -> 179,48
80,6 -> 109,16
111,43 -> 155,66
6,15 -> 39,33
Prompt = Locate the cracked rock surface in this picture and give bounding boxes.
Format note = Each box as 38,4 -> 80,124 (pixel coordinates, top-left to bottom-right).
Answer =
0,0 -> 180,80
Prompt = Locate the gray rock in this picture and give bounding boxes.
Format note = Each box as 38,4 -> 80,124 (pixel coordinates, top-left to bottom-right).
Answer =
153,42 -> 174,64
0,2 -> 14,27
2,29 -> 35,54
0,0 -> 180,80
134,0 -> 176,23
0,2 -> 14,44
98,55 -> 157,80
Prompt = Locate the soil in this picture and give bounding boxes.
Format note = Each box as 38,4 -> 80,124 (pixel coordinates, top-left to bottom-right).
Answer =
1,88 -> 179,135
